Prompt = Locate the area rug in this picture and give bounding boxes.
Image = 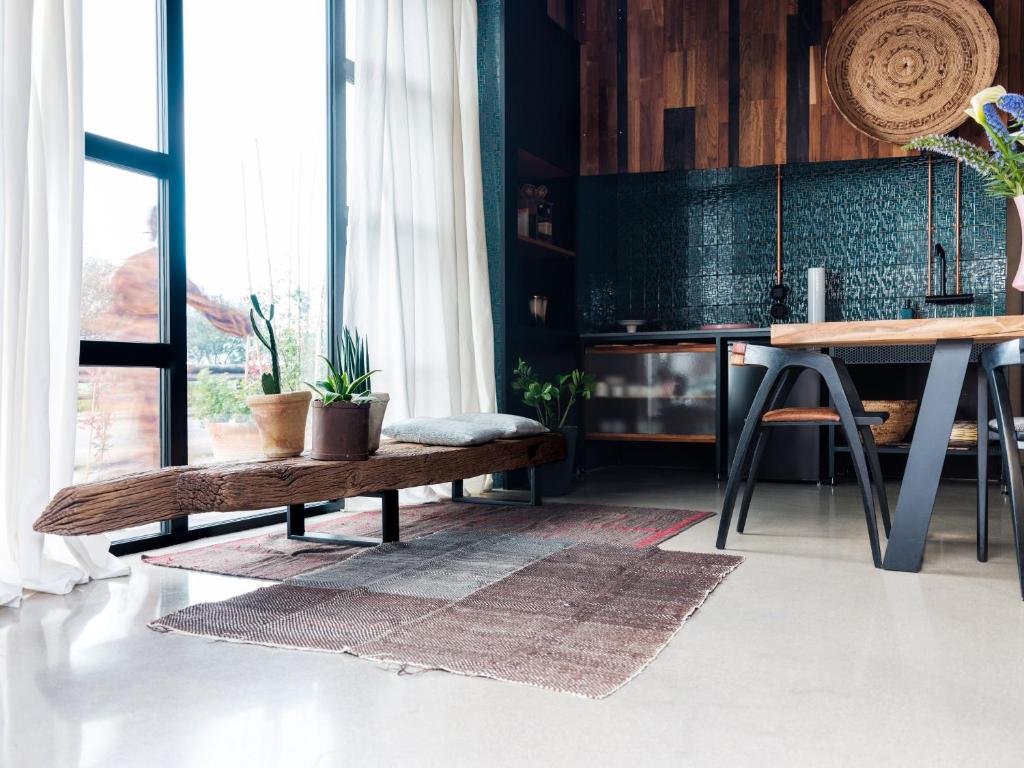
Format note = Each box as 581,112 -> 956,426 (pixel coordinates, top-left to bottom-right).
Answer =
151,531 -> 742,698
143,502 -> 713,581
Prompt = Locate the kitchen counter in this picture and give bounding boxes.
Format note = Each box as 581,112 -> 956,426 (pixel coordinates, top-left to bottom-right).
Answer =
580,327 -> 770,344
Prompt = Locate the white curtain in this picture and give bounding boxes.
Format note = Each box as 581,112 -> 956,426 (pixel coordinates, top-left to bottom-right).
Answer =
0,0 -> 127,608
344,0 -> 496,494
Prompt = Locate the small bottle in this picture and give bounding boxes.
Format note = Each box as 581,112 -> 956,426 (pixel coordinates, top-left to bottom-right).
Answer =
899,300 -> 914,320
535,185 -> 553,241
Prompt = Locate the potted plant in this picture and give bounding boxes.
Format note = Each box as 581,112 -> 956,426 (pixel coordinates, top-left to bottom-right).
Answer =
340,327 -> 389,453
245,294 -> 311,458
907,86 -> 1024,290
512,358 -> 595,496
305,357 -> 379,461
189,369 -> 260,459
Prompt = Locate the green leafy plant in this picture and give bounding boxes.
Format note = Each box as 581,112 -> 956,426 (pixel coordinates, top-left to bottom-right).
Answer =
189,369 -> 250,422
306,353 -> 379,406
249,294 -> 282,395
512,358 -> 595,429
340,327 -> 372,395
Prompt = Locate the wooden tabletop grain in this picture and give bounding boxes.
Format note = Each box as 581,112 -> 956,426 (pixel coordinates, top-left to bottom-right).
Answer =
771,316 -> 1024,347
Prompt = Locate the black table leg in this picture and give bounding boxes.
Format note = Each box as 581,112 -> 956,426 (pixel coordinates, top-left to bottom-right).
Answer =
883,339 -> 973,572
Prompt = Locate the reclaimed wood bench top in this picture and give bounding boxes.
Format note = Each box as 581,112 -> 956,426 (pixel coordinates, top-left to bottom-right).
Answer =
35,434 -> 565,536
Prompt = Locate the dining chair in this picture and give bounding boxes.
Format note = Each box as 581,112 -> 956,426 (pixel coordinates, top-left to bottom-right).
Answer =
717,344 -> 891,568
976,339 -> 1024,599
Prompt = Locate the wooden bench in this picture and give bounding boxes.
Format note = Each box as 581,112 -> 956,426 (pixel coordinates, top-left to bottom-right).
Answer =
35,434 -> 565,548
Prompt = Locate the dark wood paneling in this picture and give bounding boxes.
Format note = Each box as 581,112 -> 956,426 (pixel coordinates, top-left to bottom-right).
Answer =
579,0 -> 620,174
579,0 -> 1024,173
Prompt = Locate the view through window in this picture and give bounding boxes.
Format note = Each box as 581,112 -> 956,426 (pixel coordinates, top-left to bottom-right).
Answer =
78,0 -> 348,546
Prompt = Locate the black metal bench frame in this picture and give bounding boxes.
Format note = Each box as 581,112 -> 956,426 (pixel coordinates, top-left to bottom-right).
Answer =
285,467 -> 542,548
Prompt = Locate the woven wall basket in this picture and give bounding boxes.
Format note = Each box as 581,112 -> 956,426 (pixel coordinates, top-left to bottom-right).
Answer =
824,0 -> 998,144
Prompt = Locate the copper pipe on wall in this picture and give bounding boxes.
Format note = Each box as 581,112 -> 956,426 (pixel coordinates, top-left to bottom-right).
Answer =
955,159 -> 962,294
926,155 -> 933,295
776,164 -> 782,284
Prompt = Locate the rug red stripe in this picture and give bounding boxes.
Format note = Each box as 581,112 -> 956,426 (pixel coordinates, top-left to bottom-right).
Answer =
633,511 -> 713,549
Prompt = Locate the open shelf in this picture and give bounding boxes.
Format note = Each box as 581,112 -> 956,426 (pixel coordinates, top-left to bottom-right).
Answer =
517,148 -> 573,179
517,235 -> 575,258
586,433 -> 715,444
833,443 -> 1000,456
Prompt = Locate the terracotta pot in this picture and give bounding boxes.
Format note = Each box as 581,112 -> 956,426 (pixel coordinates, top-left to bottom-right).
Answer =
311,400 -> 370,461
245,391 -> 311,458
1012,196 -> 1024,292
368,393 -> 390,453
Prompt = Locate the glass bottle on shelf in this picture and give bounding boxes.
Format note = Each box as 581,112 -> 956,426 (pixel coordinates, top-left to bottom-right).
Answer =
535,184 -> 553,242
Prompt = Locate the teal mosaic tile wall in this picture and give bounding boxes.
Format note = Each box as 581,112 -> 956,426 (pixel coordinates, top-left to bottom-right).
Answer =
477,0 -> 506,407
578,157 -> 1008,332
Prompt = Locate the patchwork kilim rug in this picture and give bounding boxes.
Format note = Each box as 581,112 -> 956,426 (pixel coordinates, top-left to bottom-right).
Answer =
151,530 -> 742,698
144,502 -> 714,581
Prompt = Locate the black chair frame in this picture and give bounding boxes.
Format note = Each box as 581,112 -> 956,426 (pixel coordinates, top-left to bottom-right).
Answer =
715,345 -> 891,568
977,339 -> 1024,599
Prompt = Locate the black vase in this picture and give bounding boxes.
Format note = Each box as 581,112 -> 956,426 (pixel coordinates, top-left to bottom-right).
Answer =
540,425 -> 578,497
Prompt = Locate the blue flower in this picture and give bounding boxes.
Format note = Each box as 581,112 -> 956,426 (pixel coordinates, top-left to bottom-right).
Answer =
983,102 -> 1012,152
998,93 -> 1024,124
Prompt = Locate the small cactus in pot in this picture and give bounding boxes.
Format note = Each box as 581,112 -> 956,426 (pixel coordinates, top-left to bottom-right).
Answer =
245,294 -> 311,458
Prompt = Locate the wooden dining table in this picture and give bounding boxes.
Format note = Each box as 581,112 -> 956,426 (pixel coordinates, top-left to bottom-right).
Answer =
772,316 -> 1024,573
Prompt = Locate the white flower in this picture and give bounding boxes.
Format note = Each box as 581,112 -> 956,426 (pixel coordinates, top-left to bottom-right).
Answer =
965,85 -> 1008,123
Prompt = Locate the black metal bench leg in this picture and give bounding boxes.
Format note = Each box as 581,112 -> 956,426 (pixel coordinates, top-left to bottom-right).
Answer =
381,490 -> 399,543
286,497 -> 392,548
450,468 -> 543,508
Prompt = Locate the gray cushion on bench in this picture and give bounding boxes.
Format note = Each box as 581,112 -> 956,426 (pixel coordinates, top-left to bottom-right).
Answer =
383,417 -> 505,446
448,413 -> 548,437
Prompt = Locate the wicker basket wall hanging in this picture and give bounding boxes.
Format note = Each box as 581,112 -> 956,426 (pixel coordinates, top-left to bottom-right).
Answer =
824,0 -> 999,144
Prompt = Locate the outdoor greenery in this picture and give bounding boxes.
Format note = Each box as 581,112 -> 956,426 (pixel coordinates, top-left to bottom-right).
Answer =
512,358 -> 595,429
188,368 -> 250,423
906,86 -> 1024,197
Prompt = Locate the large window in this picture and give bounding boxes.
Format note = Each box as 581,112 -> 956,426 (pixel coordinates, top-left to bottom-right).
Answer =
80,1 -> 350,553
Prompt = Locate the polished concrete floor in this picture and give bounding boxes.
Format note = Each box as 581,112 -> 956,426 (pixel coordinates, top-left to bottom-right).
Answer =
3,469 -> 1024,767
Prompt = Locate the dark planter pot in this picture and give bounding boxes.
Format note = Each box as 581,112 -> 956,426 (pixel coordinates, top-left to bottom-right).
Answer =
540,425 -> 578,496
311,400 -> 370,461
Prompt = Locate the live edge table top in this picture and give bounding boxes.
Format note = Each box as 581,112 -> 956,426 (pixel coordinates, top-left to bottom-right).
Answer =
35,434 -> 565,537
771,316 -> 1024,348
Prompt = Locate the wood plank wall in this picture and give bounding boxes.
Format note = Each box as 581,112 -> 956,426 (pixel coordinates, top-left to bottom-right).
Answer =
577,0 -> 1024,174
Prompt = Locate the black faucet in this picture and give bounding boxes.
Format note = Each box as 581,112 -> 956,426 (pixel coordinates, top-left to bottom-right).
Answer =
934,243 -> 947,297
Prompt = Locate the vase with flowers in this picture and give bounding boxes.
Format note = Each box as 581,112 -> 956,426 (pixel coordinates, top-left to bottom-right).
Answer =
907,86 -> 1024,291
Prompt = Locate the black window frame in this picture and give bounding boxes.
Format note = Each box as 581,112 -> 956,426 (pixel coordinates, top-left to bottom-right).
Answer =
81,0 -> 351,556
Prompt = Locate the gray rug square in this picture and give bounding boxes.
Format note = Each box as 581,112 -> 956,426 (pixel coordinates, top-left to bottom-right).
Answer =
289,532 -> 572,600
